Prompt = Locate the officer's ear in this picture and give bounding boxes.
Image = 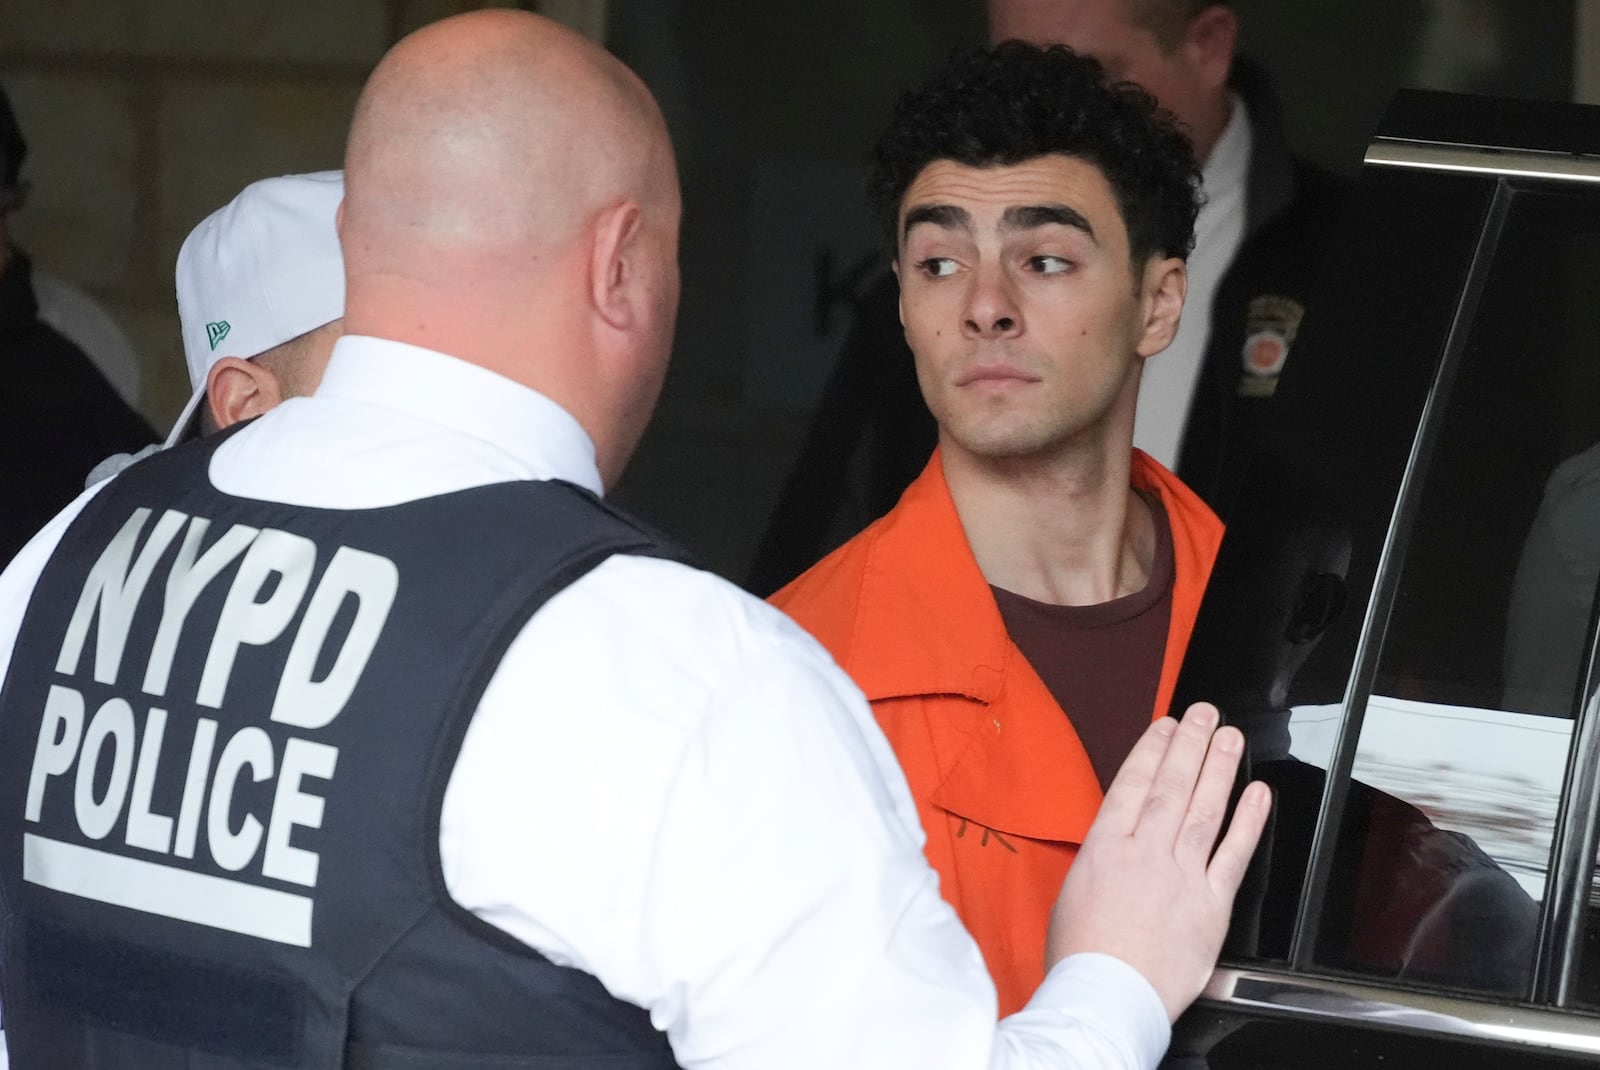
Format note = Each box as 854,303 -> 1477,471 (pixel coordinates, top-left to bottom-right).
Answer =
205,356 -> 285,432
1181,4 -> 1238,94
590,198 -> 647,331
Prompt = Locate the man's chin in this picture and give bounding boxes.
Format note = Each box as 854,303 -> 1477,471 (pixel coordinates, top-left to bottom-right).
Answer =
938,411 -> 1115,466
943,426 -> 1057,463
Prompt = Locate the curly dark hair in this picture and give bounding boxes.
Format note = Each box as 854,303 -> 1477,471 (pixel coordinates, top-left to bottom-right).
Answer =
869,41 -> 1200,267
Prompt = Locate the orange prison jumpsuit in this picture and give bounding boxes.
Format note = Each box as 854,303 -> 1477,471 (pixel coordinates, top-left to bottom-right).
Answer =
772,447 -> 1223,1016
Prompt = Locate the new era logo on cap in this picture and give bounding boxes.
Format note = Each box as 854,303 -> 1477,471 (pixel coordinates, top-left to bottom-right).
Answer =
167,170 -> 344,450
176,170 -> 344,390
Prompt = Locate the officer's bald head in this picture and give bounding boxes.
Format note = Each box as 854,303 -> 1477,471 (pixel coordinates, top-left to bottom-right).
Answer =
339,10 -> 681,488
343,10 -> 674,268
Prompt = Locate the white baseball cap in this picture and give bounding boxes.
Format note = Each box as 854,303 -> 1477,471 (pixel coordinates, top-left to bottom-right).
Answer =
166,169 -> 345,444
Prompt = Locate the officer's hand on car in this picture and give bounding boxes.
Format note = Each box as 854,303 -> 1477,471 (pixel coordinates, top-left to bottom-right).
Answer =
1046,702 -> 1271,1023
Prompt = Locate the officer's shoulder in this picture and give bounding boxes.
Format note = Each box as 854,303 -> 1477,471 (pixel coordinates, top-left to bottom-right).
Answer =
571,553 -> 839,672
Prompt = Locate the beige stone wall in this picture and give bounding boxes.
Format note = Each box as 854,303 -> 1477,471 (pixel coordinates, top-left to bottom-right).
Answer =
0,0 -> 603,429
1577,1 -> 1600,105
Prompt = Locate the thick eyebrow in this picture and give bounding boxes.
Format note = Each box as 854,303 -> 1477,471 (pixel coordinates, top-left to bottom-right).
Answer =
902,204 -> 971,240
1003,203 -> 1096,242
901,202 -> 1098,244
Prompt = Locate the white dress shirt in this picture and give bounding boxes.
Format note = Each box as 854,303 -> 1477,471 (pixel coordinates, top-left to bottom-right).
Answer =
1133,93 -> 1253,468
0,335 -> 1170,1069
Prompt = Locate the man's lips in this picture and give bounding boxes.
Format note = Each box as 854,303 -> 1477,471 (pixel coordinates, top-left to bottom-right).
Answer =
955,365 -> 1041,387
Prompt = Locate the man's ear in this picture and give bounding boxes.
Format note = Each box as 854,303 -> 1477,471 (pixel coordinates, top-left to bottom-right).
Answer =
205,356 -> 285,430
1183,4 -> 1238,93
590,199 -> 645,331
1134,257 -> 1187,359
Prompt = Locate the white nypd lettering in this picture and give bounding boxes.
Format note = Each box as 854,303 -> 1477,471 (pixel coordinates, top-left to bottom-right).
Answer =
125,707 -> 173,853
22,510 -> 397,947
73,697 -> 135,840
271,547 -> 397,730
143,519 -> 259,699
174,717 -> 218,860
198,529 -> 316,710
263,739 -> 340,886
55,508 -> 187,685
26,685 -> 84,822
208,726 -> 273,872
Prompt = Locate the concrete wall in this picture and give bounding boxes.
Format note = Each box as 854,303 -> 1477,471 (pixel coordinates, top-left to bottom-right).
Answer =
0,0 -> 967,584
0,0 -> 601,428
1577,1 -> 1600,104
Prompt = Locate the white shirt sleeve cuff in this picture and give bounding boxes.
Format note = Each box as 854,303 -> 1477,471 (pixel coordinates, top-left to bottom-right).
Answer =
1012,952 -> 1172,1070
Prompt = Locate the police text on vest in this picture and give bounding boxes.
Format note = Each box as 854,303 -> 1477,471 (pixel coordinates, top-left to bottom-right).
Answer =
20,507 -> 397,947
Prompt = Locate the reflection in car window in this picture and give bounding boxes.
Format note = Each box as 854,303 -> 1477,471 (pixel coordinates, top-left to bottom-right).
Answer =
1172,168 -> 1500,979
1311,186 -> 1600,996
1505,443 -> 1600,715
1291,699 -> 1568,901
1175,176 -> 1600,1005
1312,699 -> 1549,993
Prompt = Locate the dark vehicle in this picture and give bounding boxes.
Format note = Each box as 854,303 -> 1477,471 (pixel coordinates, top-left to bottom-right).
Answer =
1167,89 -> 1600,1067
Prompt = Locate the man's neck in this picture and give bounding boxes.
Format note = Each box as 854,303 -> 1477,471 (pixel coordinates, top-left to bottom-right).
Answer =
1191,91 -> 1236,170
942,439 -> 1156,607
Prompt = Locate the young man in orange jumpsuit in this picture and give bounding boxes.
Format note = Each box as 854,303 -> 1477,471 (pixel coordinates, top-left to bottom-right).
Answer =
772,42 -> 1224,1016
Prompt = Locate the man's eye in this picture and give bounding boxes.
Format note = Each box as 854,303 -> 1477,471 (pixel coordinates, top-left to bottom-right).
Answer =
916,257 -> 958,278
1029,255 -> 1072,275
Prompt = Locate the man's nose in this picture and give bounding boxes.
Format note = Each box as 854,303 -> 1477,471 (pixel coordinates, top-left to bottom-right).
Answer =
963,268 -> 1022,339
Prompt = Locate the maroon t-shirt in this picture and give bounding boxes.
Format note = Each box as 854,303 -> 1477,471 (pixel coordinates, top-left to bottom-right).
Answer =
990,497 -> 1175,791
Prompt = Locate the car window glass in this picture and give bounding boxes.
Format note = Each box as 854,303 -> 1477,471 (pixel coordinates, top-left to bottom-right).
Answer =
1310,186 -> 1600,998
1171,168 -> 1498,972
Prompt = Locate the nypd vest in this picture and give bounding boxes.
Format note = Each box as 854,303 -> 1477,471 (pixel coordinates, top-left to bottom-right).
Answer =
0,429 -> 685,1069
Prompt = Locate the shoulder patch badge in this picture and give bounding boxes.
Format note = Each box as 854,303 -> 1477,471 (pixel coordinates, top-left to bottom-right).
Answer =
206,321 -> 231,351
1239,295 -> 1305,398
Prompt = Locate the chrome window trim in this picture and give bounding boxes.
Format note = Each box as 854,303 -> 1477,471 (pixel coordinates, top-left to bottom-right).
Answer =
1202,966 -> 1600,1055
1541,683 -> 1600,1005
1367,139 -> 1600,183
